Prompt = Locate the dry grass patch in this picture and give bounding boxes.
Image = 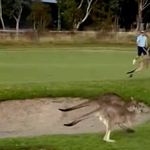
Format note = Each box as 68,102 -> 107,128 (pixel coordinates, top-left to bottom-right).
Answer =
0,31 -> 149,46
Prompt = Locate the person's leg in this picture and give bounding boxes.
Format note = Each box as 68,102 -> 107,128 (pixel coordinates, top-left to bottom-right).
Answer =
133,46 -> 141,64
142,47 -> 148,59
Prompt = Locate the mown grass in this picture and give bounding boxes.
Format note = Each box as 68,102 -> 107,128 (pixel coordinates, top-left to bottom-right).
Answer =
0,47 -> 149,104
0,47 -> 137,85
0,45 -> 150,150
0,122 -> 150,150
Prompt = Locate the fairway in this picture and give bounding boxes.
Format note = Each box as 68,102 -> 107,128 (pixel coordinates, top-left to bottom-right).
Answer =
0,46 -> 150,102
0,47 -> 148,84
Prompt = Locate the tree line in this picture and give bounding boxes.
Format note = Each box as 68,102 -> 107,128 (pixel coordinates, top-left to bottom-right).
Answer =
58,0 -> 150,31
0,0 -> 150,31
0,0 -> 51,31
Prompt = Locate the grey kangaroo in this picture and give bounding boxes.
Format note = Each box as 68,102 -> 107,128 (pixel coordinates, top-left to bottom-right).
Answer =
58,93 -> 138,112
63,103 -> 143,143
127,47 -> 150,78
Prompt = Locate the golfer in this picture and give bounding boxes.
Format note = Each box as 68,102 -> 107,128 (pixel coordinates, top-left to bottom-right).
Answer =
133,30 -> 148,65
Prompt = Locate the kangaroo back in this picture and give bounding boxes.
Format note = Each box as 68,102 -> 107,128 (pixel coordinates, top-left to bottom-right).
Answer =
58,100 -> 96,112
59,93 -> 124,112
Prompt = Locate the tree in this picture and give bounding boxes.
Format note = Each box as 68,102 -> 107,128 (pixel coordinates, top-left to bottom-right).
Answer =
136,0 -> 150,30
90,0 -> 114,30
57,0 -> 79,30
27,0 -> 51,31
58,0 -> 99,30
0,0 -> 5,29
75,0 -> 98,30
109,0 -> 122,31
109,0 -> 132,31
58,0 -> 150,31
4,0 -> 31,31
119,0 -> 137,31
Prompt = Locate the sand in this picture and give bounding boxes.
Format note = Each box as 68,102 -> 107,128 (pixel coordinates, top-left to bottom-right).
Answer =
0,97 -> 149,138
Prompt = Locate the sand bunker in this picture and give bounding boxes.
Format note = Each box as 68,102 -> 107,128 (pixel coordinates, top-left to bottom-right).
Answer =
0,97 -> 150,138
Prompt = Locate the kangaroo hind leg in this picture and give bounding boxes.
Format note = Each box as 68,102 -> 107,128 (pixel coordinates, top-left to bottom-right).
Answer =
101,118 -> 115,143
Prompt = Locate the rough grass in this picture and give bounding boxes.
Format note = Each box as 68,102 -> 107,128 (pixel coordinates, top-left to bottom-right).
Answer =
0,30 -> 142,48
0,41 -> 135,49
0,122 -> 150,150
0,79 -> 150,105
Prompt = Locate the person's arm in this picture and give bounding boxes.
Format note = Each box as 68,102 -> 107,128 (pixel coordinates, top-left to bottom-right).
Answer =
136,36 -> 140,45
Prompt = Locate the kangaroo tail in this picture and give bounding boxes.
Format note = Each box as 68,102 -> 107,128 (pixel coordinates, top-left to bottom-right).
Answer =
126,68 -> 137,74
64,107 -> 101,127
59,100 -> 95,112
64,118 -> 86,126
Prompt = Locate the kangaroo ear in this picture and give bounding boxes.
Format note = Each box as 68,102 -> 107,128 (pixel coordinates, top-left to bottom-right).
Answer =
131,96 -> 134,101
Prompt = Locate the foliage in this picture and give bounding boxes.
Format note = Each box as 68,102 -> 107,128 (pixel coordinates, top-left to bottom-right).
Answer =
135,0 -> 150,30
2,0 -> 31,30
58,0 -> 100,30
27,0 -> 51,31
3,0 -> 30,19
58,0 -> 137,30
57,0 -> 81,29
57,0 -> 150,30
90,0 -> 113,30
0,0 -> 150,31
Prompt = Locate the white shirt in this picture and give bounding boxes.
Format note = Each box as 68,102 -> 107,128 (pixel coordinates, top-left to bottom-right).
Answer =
136,35 -> 147,47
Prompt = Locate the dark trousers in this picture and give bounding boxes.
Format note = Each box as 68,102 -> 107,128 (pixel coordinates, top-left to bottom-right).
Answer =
137,46 -> 147,56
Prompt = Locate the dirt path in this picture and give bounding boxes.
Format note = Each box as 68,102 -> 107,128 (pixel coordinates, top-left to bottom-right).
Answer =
0,98 -> 150,138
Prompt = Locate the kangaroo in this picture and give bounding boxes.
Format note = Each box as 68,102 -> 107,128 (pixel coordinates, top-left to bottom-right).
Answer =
58,92 -> 137,112
127,47 -> 150,78
63,103 -> 142,143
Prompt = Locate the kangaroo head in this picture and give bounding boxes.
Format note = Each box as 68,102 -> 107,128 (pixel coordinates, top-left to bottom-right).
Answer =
126,97 -> 144,113
137,102 -> 150,114
129,100 -> 149,114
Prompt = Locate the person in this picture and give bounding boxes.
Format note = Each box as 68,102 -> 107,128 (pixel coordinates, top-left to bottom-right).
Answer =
132,30 -> 148,65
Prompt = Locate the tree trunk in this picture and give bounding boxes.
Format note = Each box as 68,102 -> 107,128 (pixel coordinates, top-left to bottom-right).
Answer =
0,17 -> 5,30
0,0 -> 5,30
14,19 -> 20,37
33,14 -> 36,30
74,10 -> 91,30
114,15 -> 119,31
33,21 -> 36,30
136,1 -> 142,31
57,6 -> 61,30
14,6 -> 23,31
75,22 -> 81,30
16,19 -> 20,31
74,0 -> 97,30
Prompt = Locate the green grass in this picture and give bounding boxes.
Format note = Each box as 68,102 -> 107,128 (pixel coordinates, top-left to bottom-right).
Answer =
0,40 -> 136,49
0,122 -> 150,150
0,48 -> 137,84
0,45 -> 150,150
0,46 -> 149,104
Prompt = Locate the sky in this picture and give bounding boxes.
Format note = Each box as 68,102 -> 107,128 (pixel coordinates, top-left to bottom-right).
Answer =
42,0 -> 57,3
